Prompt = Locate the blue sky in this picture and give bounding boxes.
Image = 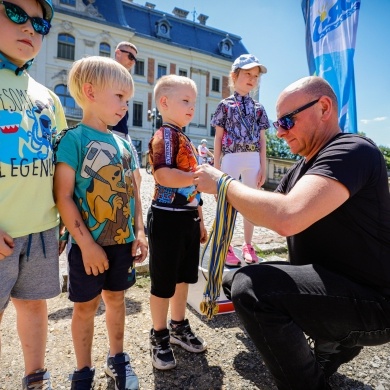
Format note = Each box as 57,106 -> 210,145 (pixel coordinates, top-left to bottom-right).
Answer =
153,0 -> 390,147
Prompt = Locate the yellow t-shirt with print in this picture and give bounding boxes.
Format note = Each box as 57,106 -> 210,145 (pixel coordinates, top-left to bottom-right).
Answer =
0,68 -> 67,237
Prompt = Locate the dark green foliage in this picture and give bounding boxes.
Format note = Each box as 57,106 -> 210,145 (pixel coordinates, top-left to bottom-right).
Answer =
265,129 -> 300,161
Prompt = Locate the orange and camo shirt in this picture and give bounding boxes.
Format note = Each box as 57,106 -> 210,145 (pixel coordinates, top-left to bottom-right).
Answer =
148,124 -> 200,209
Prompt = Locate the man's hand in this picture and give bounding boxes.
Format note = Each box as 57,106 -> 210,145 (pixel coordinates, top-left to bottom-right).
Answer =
193,165 -> 224,195
0,229 -> 14,260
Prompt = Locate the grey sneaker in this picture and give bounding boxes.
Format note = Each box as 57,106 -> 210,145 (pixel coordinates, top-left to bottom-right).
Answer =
69,366 -> 95,390
169,319 -> 207,353
22,369 -> 52,390
105,352 -> 139,390
150,328 -> 176,370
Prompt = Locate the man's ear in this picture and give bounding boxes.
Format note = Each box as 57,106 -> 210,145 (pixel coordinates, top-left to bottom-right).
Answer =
320,96 -> 333,120
82,83 -> 95,102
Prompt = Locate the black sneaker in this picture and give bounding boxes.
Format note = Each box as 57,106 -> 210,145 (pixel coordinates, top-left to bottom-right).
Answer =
22,369 -> 52,390
169,319 -> 207,353
69,366 -> 95,390
105,352 -> 139,390
150,328 -> 177,370
313,339 -> 363,378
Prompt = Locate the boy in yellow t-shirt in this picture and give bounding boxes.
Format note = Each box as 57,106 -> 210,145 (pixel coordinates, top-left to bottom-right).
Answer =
0,1 -> 67,388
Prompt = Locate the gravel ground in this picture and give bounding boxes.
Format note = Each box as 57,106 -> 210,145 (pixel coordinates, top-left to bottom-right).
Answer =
2,169 -> 390,389
2,275 -> 390,390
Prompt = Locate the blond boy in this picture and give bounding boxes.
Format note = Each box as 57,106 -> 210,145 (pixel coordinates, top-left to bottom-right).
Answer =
147,75 -> 207,370
54,56 -> 147,390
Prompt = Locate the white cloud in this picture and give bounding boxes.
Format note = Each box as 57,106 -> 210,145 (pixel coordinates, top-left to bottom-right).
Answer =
360,116 -> 387,125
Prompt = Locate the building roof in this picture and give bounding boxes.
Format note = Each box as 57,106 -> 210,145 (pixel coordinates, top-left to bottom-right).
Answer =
55,0 -> 248,61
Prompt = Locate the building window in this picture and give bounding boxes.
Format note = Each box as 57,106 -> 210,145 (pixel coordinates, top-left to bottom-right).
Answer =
55,84 -> 82,118
157,65 -> 167,79
99,42 -> 111,57
134,60 -> 144,76
57,33 -> 75,60
212,77 -> 220,92
133,102 -> 143,127
219,36 -> 234,57
179,69 -> 187,77
55,84 -> 74,108
60,0 -> 75,5
155,18 -> 172,40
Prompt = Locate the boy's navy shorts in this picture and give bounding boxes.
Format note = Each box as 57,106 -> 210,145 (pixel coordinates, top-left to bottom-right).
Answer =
147,206 -> 200,298
68,243 -> 136,302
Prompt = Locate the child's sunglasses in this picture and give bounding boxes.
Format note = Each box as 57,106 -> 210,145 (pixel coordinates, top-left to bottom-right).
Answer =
1,0 -> 51,36
119,49 -> 137,62
273,99 -> 320,130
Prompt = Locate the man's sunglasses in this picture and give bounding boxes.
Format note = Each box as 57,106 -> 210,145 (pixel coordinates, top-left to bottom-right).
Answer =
1,0 -> 51,35
119,49 -> 137,62
273,99 -> 320,130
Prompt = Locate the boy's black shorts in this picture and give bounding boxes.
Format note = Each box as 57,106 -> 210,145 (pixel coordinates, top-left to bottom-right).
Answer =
68,243 -> 136,302
147,206 -> 200,298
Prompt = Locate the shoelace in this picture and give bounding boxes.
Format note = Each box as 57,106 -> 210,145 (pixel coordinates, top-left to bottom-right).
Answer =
178,325 -> 195,339
156,336 -> 172,354
110,361 -> 132,378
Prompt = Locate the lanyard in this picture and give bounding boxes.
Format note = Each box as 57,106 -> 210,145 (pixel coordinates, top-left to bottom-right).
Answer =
233,96 -> 255,140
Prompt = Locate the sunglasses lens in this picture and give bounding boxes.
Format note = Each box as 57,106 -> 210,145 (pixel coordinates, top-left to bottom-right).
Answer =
5,2 -> 27,23
281,116 -> 294,130
273,116 -> 294,131
32,18 -> 50,35
3,2 -> 50,35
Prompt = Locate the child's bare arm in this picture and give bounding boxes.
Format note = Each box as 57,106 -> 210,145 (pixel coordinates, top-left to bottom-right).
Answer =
197,205 -> 208,244
213,126 -> 224,170
154,167 -> 194,188
257,130 -> 267,188
131,175 -> 148,263
54,162 -> 109,276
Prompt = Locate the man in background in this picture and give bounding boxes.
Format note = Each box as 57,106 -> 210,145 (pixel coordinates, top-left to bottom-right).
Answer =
112,41 -> 141,189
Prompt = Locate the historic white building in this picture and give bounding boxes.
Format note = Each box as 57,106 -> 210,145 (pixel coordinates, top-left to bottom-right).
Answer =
30,0 -> 251,162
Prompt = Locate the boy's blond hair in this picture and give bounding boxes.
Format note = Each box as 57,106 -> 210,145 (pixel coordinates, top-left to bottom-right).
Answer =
68,56 -> 134,107
154,75 -> 197,106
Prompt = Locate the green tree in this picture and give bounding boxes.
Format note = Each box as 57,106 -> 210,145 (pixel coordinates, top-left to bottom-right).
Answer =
265,129 -> 300,160
378,145 -> 390,170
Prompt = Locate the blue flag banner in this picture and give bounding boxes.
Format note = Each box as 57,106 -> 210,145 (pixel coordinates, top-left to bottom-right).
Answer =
302,0 -> 361,133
